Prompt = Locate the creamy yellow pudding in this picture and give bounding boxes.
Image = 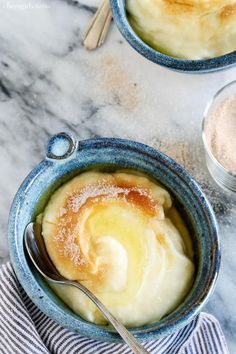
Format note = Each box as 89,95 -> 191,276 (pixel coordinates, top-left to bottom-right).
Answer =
127,0 -> 236,59
42,171 -> 194,327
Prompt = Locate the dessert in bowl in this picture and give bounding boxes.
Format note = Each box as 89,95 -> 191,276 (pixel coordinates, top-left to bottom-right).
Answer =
8,133 -> 220,342
41,171 -> 194,327
110,0 -> 236,72
127,0 -> 236,60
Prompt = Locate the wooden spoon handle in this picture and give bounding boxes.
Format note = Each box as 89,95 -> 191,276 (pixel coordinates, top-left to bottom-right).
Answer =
83,0 -> 112,50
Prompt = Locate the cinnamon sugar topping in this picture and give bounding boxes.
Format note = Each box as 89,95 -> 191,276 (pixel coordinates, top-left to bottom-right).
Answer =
54,181 -> 163,266
54,182 -> 158,266
67,182 -> 154,213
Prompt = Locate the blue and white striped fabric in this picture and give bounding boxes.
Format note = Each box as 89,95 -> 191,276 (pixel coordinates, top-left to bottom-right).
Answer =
0,263 -> 229,354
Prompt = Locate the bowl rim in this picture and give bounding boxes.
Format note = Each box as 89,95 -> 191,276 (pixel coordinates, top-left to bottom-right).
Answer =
109,0 -> 236,73
8,136 -> 221,342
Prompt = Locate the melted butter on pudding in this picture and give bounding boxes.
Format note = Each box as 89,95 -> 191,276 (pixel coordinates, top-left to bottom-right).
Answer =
42,171 -> 195,327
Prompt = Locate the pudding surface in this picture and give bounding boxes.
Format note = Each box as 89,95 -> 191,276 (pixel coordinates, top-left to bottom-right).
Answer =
127,0 -> 236,59
42,171 -> 195,326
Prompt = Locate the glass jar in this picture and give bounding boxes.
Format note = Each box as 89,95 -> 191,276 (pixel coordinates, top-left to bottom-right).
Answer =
202,80 -> 236,193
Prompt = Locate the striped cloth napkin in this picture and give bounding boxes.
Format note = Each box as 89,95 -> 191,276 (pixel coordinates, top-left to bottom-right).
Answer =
0,263 -> 229,354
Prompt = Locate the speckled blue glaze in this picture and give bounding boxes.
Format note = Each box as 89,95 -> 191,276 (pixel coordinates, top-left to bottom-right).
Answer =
110,0 -> 236,73
8,133 -> 220,342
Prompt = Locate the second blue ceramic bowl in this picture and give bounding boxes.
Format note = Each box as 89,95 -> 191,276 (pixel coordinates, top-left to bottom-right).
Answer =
8,133 -> 220,342
110,0 -> 236,73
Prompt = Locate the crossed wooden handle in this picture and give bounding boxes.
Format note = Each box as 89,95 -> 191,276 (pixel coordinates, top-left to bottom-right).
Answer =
83,0 -> 112,50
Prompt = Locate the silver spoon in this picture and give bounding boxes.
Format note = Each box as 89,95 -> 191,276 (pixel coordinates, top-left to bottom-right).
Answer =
24,222 -> 149,354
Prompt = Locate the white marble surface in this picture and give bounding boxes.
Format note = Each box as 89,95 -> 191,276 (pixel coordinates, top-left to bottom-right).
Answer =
0,0 -> 235,351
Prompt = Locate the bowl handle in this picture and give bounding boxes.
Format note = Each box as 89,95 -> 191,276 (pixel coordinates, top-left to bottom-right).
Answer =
45,132 -> 77,160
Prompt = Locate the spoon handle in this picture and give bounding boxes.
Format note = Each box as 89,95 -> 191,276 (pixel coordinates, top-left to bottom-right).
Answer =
67,280 -> 149,353
83,0 -> 112,50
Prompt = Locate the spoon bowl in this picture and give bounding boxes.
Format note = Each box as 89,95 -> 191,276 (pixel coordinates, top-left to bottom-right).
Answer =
24,222 -> 149,354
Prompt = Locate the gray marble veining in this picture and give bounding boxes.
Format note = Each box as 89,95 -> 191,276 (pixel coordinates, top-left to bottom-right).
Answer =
0,0 -> 235,351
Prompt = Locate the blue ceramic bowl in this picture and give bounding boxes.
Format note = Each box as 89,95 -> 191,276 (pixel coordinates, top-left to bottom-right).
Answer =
8,133 -> 220,342
110,0 -> 236,73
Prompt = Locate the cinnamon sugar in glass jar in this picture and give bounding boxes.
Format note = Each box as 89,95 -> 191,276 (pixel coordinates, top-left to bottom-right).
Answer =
202,81 -> 236,192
